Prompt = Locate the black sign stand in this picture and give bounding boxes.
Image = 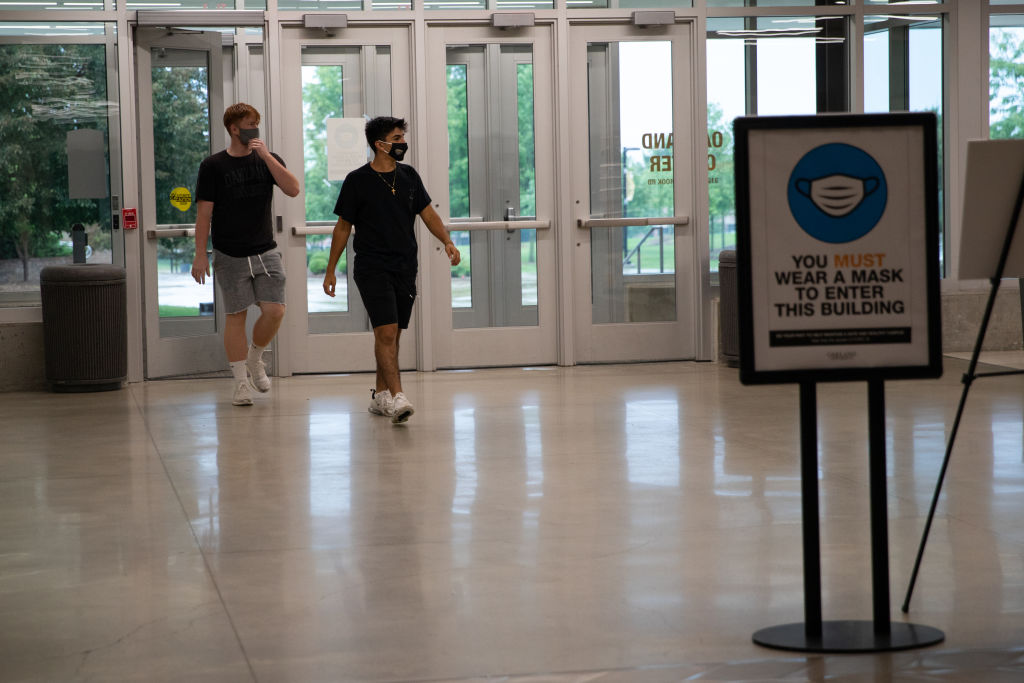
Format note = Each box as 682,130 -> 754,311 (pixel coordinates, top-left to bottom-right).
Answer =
753,381 -> 945,653
734,114 -> 946,652
901,170 -> 1024,613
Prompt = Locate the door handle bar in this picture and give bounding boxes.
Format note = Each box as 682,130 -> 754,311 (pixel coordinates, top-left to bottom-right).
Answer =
292,219 -> 552,236
444,220 -> 550,231
292,222 -> 336,236
576,216 -> 689,228
146,226 -> 195,238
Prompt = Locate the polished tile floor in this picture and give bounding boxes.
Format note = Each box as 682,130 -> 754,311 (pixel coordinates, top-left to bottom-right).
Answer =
2,358 -> 1024,682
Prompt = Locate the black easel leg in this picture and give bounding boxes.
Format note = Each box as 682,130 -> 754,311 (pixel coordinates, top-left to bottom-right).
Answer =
901,374 -> 973,612
903,273 -> 1002,612
868,380 -> 891,634
800,381 -> 822,637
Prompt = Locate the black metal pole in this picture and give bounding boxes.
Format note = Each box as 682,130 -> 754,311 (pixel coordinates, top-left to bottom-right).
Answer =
901,372 -> 974,613
800,381 -> 823,637
868,379 -> 891,634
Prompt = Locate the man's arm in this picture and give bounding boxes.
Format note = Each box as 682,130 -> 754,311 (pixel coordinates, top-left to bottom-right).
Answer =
190,200 -> 214,284
323,218 -> 353,297
249,139 -> 300,197
420,204 -> 461,266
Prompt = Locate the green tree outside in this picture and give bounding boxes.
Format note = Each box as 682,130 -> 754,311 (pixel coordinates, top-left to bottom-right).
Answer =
707,101 -> 736,270
302,65 -> 346,223
0,44 -> 111,281
990,28 -> 1024,140
151,64 -> 210,275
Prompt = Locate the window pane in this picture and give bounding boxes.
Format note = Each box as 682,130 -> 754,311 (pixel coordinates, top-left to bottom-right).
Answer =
299,44 -> 381,331
518,63 -> 536,218
0,40 -> 114,306
276,0 -> 367,9
866,15 -> 944,271
302,64 -> 346,313
707,32 -> 743,275
709,1 -> 847,6
446,45 -> 538,329
755,32 -> 816,114
572,0 -> 690,8
425,0 -> 553,7
150,50 -> 213,320
446,63 -> 472,309
426,0 -> 485,7
126,0 -> 243,7
588,41 -> 676,325
990,22 -> 1024,139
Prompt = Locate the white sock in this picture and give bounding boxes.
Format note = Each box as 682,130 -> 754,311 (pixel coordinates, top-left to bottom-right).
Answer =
230,360 -> 248,382
248,344 -> 266,362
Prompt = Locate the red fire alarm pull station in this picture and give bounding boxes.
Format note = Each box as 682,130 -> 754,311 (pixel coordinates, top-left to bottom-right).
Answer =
122,207 -> 138,230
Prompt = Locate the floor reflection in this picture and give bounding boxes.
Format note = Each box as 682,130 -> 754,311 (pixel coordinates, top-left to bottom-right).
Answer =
2,359 -> 1024,681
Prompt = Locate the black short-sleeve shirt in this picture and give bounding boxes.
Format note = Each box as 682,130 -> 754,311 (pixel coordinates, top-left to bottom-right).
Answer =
333,163 -> 431,273
195,150 -> 285,257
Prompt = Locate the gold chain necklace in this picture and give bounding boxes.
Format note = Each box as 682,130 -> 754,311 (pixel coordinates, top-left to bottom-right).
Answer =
375,168 -> 397,195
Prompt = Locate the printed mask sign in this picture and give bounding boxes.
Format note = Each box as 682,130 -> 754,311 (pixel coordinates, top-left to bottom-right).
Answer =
327,118 -> 369,181
734,113 -> 942,385
170,187 -> 192,212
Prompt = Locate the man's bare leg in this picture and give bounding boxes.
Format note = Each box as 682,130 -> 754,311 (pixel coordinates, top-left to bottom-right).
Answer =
224,310 -> 249,362
373,323 -> 402,395
251,302 -> 285,347
246,302 -> 284,393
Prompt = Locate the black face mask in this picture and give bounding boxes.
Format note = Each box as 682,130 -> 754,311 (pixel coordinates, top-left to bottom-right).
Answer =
383,141 -> 408,161
239,127 -> 259,144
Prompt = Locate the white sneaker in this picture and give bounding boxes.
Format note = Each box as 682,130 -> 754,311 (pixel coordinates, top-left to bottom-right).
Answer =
391,392 -> 414,424
246,351 -> 271,393
232,380 -> 254,406
369,388 -> 394,416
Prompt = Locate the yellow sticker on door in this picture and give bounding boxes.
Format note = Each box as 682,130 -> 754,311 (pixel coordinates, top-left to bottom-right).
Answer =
170,187 -> 192,212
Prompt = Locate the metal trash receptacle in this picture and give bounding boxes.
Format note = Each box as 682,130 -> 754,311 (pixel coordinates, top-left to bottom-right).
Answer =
718,250 -> 739,368
40,264 -> 127,392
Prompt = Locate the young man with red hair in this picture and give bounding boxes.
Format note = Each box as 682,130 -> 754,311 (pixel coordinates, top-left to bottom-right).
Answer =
191,103 -> 300,406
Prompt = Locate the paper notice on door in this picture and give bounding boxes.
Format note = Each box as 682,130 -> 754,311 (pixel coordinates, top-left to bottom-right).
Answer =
327,118 -> 368,181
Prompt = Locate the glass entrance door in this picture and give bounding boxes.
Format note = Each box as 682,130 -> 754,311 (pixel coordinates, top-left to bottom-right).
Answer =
135,28 -> 227,378
424,25 -> 557,369
279,25 -> 412,374
568,22 -> 700,363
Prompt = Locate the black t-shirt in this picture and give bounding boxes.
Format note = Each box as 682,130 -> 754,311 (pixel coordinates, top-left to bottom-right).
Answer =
195,150 -> 285,257
333,163 -> 431,273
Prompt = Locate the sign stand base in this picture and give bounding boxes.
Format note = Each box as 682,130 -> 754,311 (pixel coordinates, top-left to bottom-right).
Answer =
753,382 -> 944,654
753,620 -> 945,654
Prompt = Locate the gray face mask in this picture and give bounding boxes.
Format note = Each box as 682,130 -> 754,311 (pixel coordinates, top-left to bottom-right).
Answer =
239,127 -> 260,144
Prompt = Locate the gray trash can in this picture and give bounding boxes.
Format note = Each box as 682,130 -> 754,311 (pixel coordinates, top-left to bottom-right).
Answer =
718,250 -> 739,368
40,264 -> 127,392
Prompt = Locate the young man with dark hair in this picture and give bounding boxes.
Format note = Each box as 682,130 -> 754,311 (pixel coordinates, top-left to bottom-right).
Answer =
191,102 -> 300,406
322,116 -> 460,423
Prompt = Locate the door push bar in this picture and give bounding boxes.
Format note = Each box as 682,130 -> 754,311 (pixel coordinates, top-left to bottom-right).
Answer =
145,225 -> 195,239
443,219 -> 550,231
292,219 -> 551,236
292,221 -> 337,236
576,216 -> 689,228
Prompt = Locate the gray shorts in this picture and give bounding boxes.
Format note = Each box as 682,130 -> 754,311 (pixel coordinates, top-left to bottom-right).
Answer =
212,248 -> 286,314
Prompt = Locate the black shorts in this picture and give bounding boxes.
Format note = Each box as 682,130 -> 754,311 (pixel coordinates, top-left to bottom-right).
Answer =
353,267 -> 417,329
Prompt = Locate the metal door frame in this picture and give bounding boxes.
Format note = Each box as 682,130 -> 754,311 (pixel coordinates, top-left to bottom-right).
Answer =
567,19 -> 706,364
424,22 -> 558,370
135,28 -> 228,379
278,23 -> 413,375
